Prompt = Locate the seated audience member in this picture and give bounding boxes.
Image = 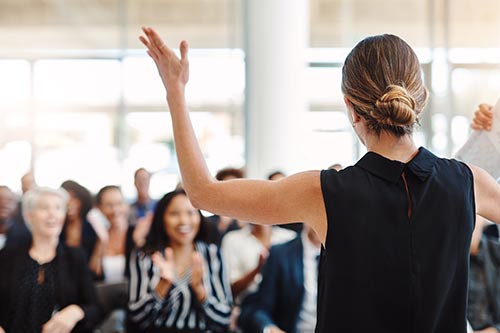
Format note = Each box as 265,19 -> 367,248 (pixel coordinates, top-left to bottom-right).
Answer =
468,216 -> 500,333
95,185 -> 134,282
0,185 -> 30,250
268,171 -> 303,233
13,171 -> 37,226
205,167 -> 245,246
129,167 -> 156,224
239,224 -> 321,333
0,187 -> 102,333
221,223 -> 295,303
128,189 -> 232,332
60,180 -> 99,263
94,186 -> 136,333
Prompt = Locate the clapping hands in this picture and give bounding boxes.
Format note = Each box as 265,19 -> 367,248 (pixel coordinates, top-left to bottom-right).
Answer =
152,248 -> 206,302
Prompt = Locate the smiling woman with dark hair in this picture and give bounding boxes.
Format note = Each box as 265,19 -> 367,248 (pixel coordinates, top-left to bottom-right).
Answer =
128,189 -> 232,333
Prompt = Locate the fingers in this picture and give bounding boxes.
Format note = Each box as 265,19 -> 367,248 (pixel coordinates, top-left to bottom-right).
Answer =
152,251 -> 165,266
473,110 -> 493,130
139,36 -> 159,61
479,103 -> 494,113
165,247 -> 175,263
472,103 -> 494,131
180,40 -> 189,63
192,252 -> 202,269
142,27 -> 169,56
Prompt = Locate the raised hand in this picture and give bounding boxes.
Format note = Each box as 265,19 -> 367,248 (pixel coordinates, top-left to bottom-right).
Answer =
139,27 -> 190,96
190,252 -> 207,302
257,248 -> 269,270
472,103 -> 493,131
132,212 -> 153,248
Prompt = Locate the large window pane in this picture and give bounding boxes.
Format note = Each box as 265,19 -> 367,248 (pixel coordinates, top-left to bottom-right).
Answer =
34,60 -> 121,106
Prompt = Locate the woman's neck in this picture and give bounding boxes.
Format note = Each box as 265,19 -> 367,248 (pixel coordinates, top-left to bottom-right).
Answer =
364,132 -> 419,163
67,216 -> 82,226
30,235 -> 58,263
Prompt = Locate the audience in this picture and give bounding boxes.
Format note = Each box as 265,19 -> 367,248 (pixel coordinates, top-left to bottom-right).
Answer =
0,187 -> 102,333
95,185 -> 134,282
128,189 -> 232,332
2,109 -> 499,333
468,216 -> 500,333
129,168 -> 156,224
0,185 -> 30,250
239,224 -> 321,333
205,167 -> 245,246
13,171 -> 37,227
60,180 -> 99,263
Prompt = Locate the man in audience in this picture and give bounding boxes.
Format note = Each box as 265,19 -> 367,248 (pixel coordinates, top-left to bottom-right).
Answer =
222,220 -> 295,331
13,171 -> 37,227
239,224 -> 321,333
129,168 -> 156,224
0,186 -> 30,250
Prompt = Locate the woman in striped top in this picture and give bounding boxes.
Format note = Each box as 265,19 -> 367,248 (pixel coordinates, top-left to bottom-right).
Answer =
128,189 -> 232,332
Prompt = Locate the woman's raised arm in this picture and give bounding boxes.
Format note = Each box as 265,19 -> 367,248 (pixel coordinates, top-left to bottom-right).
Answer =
139,27 -> 327,242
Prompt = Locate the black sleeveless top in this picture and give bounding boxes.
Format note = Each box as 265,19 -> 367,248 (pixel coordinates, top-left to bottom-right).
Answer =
317,147 -> 475,333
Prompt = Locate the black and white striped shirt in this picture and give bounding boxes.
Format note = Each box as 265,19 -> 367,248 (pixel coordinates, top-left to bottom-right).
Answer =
128,242 -> 232,332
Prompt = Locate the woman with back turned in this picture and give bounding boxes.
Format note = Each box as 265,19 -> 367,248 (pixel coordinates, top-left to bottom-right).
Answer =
138,28 -> 500,333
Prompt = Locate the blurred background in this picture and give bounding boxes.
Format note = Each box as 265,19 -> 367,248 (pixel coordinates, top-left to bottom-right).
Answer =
0,0 -> 499,199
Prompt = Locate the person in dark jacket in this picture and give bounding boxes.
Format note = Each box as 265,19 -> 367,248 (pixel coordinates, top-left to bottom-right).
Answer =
239,224 -> 321,333
60,180 -> 98,263
468,216 -> 500,333
0,185 -> 30,250
0,187 -> 102,333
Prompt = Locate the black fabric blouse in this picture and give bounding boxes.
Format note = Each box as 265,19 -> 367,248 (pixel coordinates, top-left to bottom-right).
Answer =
0,243 -> 103,333
9,257 -> 57,333
317,147 -> 475,333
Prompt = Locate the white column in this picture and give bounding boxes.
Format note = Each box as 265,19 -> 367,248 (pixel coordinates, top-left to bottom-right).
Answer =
244,0 -> 309,179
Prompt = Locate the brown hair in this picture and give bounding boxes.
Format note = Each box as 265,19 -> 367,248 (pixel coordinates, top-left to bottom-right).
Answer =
215,167 -> 244,181
342,34 -> 428,136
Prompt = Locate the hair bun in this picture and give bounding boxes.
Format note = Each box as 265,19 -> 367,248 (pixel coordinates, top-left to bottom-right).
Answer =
373,85 -> 417,127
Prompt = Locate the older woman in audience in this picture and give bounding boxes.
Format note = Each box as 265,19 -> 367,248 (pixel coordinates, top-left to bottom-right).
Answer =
128,189 -> 232,332
0,187 -> 102,333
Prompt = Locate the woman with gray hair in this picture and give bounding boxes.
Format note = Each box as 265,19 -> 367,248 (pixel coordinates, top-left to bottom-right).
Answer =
0,187 -> 102,333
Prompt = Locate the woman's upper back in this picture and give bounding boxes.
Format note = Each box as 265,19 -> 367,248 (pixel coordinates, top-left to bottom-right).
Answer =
317,147 -> 475,333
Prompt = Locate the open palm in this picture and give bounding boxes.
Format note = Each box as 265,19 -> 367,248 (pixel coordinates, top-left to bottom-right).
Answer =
139,27 -> 189,96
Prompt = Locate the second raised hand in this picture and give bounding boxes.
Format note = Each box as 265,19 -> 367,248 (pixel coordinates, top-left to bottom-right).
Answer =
139,27 -> 190,96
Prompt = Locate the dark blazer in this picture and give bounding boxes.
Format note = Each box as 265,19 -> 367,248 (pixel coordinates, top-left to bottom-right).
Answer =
4,219 -> 31,249
471,225 -> 500,329
239,236 -> 305,333
0,243 -> 103,333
